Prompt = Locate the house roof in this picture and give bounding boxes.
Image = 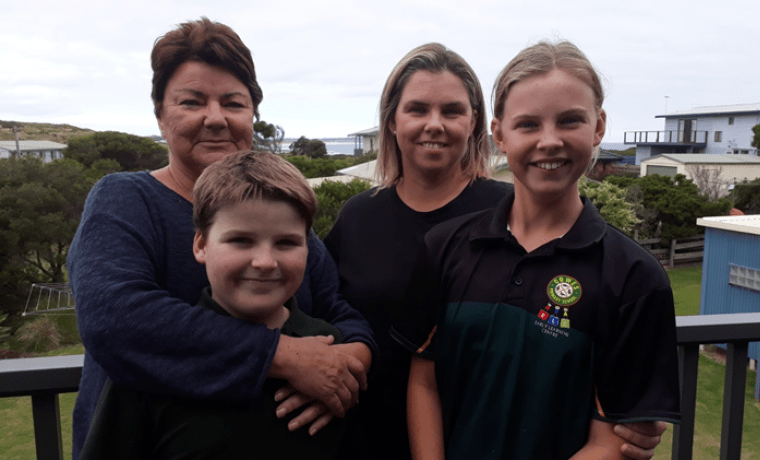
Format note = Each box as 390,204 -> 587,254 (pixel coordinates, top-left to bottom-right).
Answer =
642,154 -> 760,165
655,103 -> 760,118
0,140 -> 67,151
698,214 -> 760,235
348,127 -> 379,137
597,150 -> 624,163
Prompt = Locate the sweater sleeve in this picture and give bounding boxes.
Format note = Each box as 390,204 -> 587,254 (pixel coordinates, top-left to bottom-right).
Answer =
68,174 -> 277,401
297,232 -> 378,358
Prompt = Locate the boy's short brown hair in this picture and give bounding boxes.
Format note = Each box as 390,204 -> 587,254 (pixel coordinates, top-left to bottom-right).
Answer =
193,150 -> 317,234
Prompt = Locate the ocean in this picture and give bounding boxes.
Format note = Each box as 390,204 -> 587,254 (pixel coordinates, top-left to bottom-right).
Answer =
282,139 -> 358,156
282,140 -> 631,156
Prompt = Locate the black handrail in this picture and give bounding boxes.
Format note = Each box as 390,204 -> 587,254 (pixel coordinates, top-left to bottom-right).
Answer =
623,130 -> 709,144
673,312 -> 760,460
1,313 -> 759,460
0,355 -> 83,460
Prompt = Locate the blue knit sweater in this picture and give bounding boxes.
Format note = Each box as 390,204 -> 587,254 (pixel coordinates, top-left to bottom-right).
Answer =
67,172 -> 376,458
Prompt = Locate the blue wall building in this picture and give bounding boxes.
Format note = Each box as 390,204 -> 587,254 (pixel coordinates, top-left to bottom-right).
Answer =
697,215 -> 760,398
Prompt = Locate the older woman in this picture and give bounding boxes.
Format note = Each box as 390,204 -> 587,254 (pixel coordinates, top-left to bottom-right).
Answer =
321,43 -> 667,460
67,18 -> 373,459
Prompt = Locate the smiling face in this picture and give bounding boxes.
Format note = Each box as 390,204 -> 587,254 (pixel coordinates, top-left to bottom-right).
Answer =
390,70 -> 476,180
492,69 -> 605,203
158,61 -> 254,181
193,198 -> 308,328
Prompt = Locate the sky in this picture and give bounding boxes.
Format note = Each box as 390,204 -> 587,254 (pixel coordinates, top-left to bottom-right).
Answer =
2,0 -> 758,142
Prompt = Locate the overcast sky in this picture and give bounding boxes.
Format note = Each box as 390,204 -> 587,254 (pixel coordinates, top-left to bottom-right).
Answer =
2,0 -> 758,142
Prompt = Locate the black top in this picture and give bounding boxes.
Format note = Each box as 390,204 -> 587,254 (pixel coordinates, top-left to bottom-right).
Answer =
323,179 -> 512,459
79,288 -> 349,460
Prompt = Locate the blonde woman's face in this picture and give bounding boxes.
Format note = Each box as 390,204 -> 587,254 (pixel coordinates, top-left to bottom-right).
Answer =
389,71 -> 476,179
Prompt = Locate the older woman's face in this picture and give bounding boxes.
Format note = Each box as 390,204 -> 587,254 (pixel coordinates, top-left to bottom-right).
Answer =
158,61 -> 254,179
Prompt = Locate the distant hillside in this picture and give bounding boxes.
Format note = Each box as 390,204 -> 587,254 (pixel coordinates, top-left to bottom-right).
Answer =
0,120 -> 96,143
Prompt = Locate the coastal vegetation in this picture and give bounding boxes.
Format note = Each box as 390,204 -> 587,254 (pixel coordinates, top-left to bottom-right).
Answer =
0,120 -> 95,143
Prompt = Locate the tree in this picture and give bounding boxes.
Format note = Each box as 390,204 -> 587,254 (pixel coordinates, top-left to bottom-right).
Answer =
686,164 -> 729,202
0,157 -> 99,315
65,131 -> 168,171
752,123 -> 760,150
291,136 -> 327,158
606,174 -> 732,241
254,121 -> 285,155
578,178 -> 640,237
732,178 -> 760,214
312,179 -> 371,238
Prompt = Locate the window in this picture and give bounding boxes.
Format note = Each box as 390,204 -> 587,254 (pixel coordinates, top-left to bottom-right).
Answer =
646,165 -> 678,177
714,131 -> 722,142
728,116 -> 734,125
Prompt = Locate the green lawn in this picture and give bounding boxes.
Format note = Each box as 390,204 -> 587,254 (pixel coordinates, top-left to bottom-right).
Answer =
654,351 -> 760,460
2,267 -> 759,459
667,265 -> 703,316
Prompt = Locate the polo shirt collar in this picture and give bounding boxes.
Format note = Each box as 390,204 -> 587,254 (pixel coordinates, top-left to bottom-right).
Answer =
470,189 -> 607,250
197,286 -> 307,335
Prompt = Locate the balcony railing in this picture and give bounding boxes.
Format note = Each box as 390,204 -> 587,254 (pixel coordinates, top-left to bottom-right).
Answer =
624,130 -> 708,145
1,312 -> 760,460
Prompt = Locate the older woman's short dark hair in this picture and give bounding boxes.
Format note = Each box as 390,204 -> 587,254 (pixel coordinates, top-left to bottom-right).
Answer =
151,17 -> 263,120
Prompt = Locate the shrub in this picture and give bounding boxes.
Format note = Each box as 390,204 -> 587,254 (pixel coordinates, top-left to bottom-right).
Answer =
313,179 -> 372,238
13,317 -> 64,353
0,313 -> 11,348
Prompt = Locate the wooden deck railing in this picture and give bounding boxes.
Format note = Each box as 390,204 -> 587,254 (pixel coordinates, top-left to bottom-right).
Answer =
1,312 -> 759,460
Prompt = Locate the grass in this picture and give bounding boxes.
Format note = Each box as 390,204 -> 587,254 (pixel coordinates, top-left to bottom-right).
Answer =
658,265 -> 760,459
654,351 -> 760,460
2,266 -> 759,458
667,265 -> 703,316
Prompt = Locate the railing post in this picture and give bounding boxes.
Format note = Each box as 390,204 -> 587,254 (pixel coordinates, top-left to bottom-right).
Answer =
673,344 -> 699,460
720,342 -> 748,460
31,392 -> 64,460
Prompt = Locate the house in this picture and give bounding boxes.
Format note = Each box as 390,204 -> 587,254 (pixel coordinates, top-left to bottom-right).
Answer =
625,103 -> 760,165
348,127 -> 379,155
0,140 -> 67,163
639,154 -> 760,198
587,150 -> 626,180
640,153 -> 760,182
696,214 -> 760,399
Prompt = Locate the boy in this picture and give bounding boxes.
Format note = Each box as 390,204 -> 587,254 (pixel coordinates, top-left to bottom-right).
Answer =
79,150 -> 366,459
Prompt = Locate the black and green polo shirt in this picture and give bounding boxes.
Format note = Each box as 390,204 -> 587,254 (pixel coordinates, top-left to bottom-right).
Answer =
392,192 -> 680,460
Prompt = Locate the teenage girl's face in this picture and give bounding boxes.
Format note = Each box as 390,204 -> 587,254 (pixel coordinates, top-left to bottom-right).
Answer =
491,69 -> 605,202
390,70 -> 476,180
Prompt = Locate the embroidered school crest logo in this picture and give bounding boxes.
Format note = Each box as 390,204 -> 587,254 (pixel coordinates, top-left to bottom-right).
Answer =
547,275 -> 582,306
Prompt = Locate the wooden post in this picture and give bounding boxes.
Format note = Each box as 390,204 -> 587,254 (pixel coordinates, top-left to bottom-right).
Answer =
12,126 -> 21,158
670,238 -> 676,268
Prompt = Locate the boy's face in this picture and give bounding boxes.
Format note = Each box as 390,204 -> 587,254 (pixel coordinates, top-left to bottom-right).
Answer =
193,198 -> 308,326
